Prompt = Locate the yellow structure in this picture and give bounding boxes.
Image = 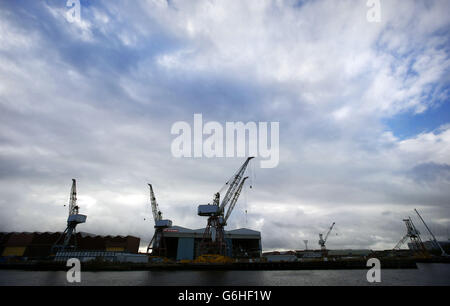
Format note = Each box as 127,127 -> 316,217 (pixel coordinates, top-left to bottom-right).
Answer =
106,247 -> 125,252
2,247 -> 26,257
193,254 -> 233,264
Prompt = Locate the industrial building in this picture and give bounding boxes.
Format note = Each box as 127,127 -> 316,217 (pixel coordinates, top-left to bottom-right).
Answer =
162,226 -> 262,261
54,250 -> 148,263
409,240 -> 450,255
0,232 -> 140,259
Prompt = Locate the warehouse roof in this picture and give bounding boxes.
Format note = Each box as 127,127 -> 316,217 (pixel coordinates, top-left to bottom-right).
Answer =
0,232 -> 139,239
163,225 -> 261,239
227,228 -> 260,236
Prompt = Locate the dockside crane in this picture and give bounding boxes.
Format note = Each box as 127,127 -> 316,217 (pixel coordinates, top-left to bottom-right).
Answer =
393,217 -> 429,257
414,209 -> 448,257
198,157 -> 254,256
147,184 -> 173,256
52,179 -> 87,253
318,222 -> 335,252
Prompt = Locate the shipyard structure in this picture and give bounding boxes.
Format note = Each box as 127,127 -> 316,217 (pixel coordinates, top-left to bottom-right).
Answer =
162,226 -> 261,261
2,159 -> 447,270
0,232 -> 140,259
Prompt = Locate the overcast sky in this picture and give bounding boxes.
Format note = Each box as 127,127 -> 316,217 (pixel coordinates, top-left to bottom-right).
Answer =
1,0 -> 449,252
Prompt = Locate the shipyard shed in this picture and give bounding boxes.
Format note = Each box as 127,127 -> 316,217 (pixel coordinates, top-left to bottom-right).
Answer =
0,232 -> 140,258
327,249 -> 373,258
162,226 -> 262,260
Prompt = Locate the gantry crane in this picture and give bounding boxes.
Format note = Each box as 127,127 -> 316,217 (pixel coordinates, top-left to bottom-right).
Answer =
393,217 -> 428,257
318,222 -> 335,252
52,179 -> 87,253
147,184 -> 172,256
198,157 -> 254,256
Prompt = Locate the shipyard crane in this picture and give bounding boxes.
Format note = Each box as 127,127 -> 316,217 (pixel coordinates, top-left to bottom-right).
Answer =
414,209 -> 448,257
393,217 -> 428,257
318,222 -> 335,252
52,179 -> 87,253
198,157 -> 254,256
147,184 -> 172,256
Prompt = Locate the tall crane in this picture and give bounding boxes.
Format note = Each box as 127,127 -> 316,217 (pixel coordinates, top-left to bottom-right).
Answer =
52,179 -> 87,253
147,184 -> 172,256
318,222 -> 335,252
198,157 -> 254,256
414,209 -> 448,256
393,217 -> 428,257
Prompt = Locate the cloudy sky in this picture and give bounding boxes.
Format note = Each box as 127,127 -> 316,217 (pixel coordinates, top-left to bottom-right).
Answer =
1,0 -> 449,252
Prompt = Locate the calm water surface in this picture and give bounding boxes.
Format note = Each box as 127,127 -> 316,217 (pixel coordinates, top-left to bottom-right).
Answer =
0,263 -> 449,286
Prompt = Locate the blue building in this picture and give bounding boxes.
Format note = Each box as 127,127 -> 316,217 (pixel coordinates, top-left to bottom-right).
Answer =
162,226 -> 262,260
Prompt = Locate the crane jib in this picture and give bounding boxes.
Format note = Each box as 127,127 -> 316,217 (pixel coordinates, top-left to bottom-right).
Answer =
219,157 -> 254,212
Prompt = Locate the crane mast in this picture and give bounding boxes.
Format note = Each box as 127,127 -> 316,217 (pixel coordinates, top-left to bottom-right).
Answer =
149,183 -> 162,222
147,184 -> 172,256
198,157 -> 253,256
319,222 -> 335,252
52,179 -> 87,253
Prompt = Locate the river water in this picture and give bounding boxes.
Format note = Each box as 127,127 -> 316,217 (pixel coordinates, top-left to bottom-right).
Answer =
0,263 -> 449,286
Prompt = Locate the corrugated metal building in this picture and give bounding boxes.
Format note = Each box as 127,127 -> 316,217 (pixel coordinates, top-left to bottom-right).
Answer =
0,232 -> 140,258
162,226 -> 262,260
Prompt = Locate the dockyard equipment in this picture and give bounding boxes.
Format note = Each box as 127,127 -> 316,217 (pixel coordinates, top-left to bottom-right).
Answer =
318,222 -> 335,252
415,209 -> 448,257
393,217 -> 429,258
52,179 -> 87,253
198,157 -> 254,256
193,254 -> 234,264
147,184 -> 173,256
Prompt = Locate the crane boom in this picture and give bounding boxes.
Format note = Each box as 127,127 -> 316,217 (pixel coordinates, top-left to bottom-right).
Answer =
224,177 -> 248,223
68,179 -> 78,216
219,157 -> 254,213
319,222 -> 335,251
148,184 -> 161,222
415,209 -> 448,256
198,158 -> 254,256
147,184 -> 172,255
324,222 -> 335,243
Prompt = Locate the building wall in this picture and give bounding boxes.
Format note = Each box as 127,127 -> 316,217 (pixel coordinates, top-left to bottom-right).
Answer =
0,232 -> 141,258
176,237 -> 194,261
164,236 -> 261,260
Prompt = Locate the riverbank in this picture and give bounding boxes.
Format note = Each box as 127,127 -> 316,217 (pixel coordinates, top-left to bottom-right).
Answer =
0,257 -> 423,271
